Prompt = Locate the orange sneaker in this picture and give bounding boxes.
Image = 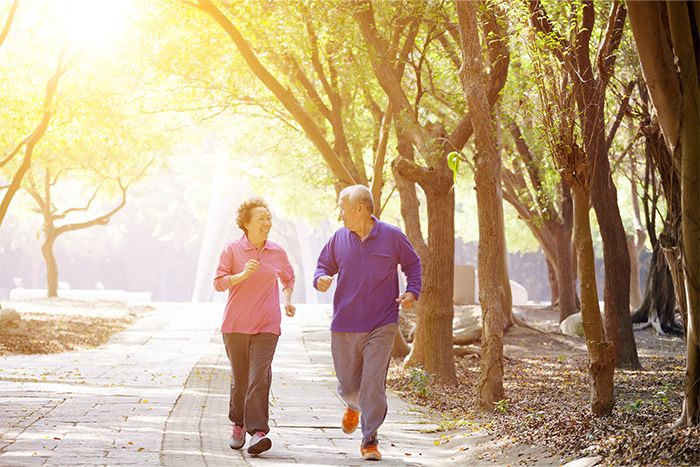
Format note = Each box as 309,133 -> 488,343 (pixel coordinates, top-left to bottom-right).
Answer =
360,435 -> 381,461
341,407 -> 360,434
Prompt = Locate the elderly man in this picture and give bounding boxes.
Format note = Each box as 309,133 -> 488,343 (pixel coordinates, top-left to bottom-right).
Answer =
314,184 -> 422,461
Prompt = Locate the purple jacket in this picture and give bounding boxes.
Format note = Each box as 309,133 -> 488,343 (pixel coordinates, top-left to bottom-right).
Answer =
313,216 -> 422,332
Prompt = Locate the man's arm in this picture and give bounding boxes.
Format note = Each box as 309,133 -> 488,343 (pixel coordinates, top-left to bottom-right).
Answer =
313,236 -> 338,292
397,232 -> 422,300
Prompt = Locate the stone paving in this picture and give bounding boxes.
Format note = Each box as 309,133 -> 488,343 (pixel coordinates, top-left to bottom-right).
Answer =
0,302 -> 560,466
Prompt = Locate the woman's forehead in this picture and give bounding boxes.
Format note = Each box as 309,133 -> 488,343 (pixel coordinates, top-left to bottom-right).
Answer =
251,207 -> 271,217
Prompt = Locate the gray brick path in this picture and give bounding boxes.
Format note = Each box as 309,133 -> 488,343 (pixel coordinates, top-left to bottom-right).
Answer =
0,303 -> 559,466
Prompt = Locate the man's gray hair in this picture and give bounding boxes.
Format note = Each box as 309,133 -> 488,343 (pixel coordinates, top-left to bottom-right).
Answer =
339,184 -> 374,213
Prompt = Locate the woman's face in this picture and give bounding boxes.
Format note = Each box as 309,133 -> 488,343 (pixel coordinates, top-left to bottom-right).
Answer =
245,207 -> 272,240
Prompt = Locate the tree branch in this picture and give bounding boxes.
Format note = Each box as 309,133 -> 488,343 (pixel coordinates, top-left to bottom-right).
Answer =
195,0 -> 356,185
0,49 -> 76,227
53,183 -> 104,221
0,0 -> 18,48
391,156 -> 432,188
286,54 -> 332,122
371,102 -> 392,215
55,179 -> 128,236
605,80 -> 634,153
448,3 -> 510,151
596,1 -> 627,91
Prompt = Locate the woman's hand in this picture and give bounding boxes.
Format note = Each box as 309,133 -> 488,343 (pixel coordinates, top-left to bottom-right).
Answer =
241,259 -> 260,279
284,303 -> 296,317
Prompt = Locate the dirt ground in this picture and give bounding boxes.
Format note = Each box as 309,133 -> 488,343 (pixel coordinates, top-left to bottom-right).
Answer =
0,299 -> 151,355
388,305 -> 695,466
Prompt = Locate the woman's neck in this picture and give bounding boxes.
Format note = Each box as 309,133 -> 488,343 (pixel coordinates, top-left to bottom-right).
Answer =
247,233 -> 266,249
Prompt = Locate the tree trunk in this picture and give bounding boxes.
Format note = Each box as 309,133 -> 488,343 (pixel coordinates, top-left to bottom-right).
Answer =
572,184 -> 615,416
41,232 -> 58,298
672,0 -> 700,424
391,129 -> 429,360
547,258 -> 559,306
456,0 -> 507,410
403,189 -> 456,384
589,105 -> 641,369
632,240 -> 683,335
499,218 -> 514,329
554,224 -> 578,322
660,235 -> 687,333
627,234 -> 643,310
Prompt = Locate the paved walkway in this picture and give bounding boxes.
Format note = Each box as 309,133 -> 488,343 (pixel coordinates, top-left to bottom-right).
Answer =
0,303 -> 559,466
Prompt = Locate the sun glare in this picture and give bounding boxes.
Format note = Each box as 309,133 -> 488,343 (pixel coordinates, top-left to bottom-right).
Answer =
59,0 -> 135,52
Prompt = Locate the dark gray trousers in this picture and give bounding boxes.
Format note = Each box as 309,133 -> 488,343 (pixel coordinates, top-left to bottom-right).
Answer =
222,332 -> 279,435
331,322 -> 397,442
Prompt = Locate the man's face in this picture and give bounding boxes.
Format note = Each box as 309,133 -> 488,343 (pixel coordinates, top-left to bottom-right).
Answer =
338,196 -> 362,232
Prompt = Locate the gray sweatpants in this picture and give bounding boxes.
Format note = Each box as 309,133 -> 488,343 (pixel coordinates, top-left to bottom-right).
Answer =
331,322 -> 397,442
222,332 -> 279,435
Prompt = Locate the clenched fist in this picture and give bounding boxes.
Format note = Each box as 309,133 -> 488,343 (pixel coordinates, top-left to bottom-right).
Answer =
241,259 -> 260,279
316,275 -> 334,292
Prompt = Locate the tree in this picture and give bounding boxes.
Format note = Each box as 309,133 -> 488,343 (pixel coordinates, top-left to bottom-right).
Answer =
500,118 -> 578,322
631,80 -> 684,335
26,170 -> 128,297
351,0 -> 510,383
529,0 -> 640,369
0,52 -> 75,228
455,0 -> 506,410
527,27 -> 615,415
183,0 -> 417,355
626,0 -> 700,427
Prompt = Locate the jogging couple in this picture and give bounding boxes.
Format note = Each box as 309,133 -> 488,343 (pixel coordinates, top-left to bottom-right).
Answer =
213,184 -> 422,461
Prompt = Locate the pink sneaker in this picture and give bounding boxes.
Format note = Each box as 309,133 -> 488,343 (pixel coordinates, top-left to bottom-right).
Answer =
229,424 -> 245,450
247,431 -> 272,455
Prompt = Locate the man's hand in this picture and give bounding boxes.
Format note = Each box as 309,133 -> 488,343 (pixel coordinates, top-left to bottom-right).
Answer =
284,303 -> 296,317
316,275 -> 334,292
241,259 -> 260,279
396,292 -> 417,309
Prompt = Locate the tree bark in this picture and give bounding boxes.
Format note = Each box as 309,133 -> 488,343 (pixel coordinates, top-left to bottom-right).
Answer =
572,184 -> 615,416
547,258 -> 559,306
628,0 -> 700,426
627,236 -> 642,310
393,153 -> 456,383
554,180 -> 577,321
456,0 -> 507,410
554,224 -> 578,321
406,190 -> 456,383
41,233 -> 58,298
575,1 -> 640,369
668,0 -> 700,426
588,102 -> 641,368
632,240 -> 683,335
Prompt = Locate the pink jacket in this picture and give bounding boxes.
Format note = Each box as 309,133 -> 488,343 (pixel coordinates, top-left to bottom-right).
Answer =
213,235 -> 295,335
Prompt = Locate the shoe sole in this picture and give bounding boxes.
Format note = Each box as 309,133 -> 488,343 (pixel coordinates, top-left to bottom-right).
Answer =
342,425 -> 358,434
247,437 -> 272,455
229,440 -> 244,450
362,452 -> 382,461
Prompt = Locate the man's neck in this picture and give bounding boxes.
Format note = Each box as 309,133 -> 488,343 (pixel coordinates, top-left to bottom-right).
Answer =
353,217 -> 374,241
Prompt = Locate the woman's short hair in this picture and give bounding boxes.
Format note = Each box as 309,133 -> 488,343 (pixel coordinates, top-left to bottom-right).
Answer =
236,197 -> 269,233
339,184 -> 374,213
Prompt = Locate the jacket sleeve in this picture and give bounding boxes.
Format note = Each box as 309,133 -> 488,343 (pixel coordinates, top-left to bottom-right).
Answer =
396,232 -> 422,299
213,245 -> 234,292
278,249 -> 295,291
313,235 -> 338,289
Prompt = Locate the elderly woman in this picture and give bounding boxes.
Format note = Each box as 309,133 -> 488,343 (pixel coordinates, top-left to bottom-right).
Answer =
213,197 -> 295,456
